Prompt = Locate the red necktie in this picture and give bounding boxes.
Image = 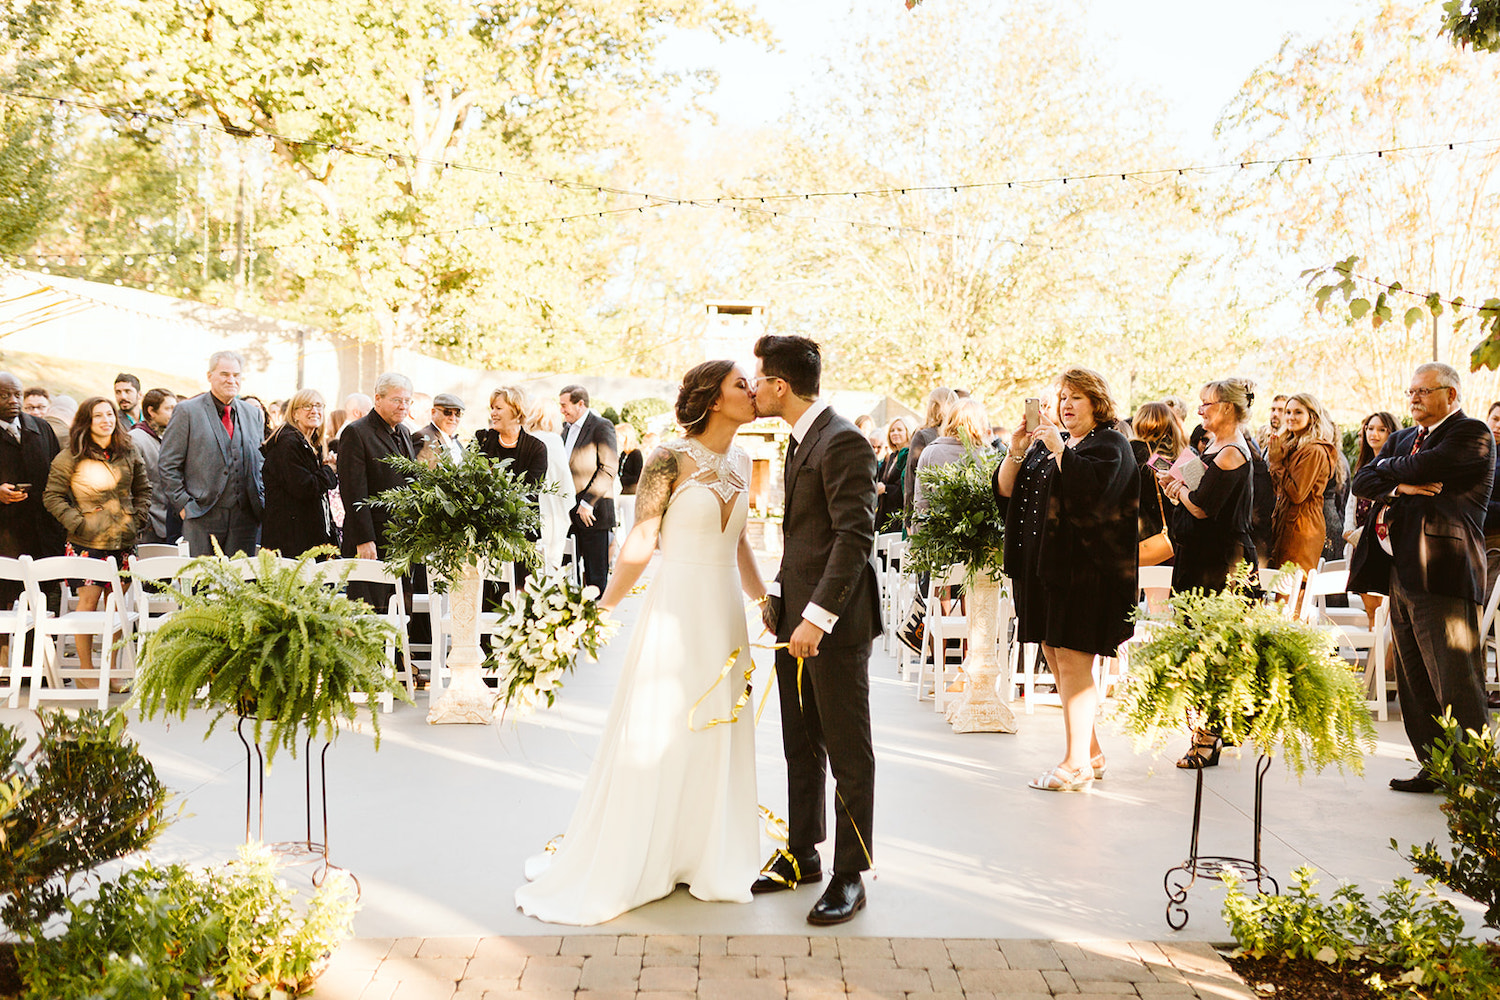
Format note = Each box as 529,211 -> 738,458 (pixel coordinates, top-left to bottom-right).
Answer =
222,402 -> 234,439
1375,427 -> 1429,543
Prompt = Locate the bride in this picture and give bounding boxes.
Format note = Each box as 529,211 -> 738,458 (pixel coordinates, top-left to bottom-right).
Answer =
514,360 -> 770,925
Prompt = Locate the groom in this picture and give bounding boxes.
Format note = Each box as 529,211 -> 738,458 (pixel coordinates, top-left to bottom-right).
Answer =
752,334 -> 882,926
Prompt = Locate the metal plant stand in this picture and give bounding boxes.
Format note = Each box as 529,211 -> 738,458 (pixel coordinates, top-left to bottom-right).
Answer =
238,717 -> 360,895
1163,753 -> 1278,929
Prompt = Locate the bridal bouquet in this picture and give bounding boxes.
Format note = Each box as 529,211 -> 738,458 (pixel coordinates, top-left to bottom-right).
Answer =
490,572 -> 617,717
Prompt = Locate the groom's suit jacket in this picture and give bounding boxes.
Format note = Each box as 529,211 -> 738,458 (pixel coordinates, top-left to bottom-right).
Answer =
777,407 -> 882,650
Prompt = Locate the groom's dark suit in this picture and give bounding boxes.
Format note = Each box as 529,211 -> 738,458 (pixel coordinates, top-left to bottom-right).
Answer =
774,405 -> 882,876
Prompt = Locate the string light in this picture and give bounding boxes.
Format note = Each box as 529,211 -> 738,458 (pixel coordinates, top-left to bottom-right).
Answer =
7,90 -> 1498,211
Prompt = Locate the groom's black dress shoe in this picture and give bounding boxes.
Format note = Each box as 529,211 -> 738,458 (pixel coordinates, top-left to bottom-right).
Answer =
807,873 -> 866,926
751,851 -> 822,894
1390,772 -> 1441,793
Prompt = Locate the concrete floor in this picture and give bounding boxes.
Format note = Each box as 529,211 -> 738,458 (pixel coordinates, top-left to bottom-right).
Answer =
0,576 -> 1473,945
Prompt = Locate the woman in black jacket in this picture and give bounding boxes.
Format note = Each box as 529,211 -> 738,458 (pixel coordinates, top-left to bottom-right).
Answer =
261,389 -> 339,557
995,368 -> 1139,792
475,386 -> 549,594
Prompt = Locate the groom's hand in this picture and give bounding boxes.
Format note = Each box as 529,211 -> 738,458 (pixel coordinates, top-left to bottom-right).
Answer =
788,619 -> 825,659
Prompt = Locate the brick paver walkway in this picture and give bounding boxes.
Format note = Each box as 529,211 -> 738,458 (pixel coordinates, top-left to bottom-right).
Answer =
311,935 -> 1256,999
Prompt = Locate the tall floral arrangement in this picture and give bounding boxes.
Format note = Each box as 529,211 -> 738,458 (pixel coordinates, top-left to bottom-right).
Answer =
905,447 -> 1006,581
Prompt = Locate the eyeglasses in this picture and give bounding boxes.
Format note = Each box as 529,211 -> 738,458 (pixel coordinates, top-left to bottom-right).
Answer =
1405,387 -> 1450,399
750,376 -> 783,389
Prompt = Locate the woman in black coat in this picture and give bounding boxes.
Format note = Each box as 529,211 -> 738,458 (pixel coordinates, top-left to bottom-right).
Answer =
261,389 -> 339,557
474,386 -> 549,594
995,368 -> 1138,793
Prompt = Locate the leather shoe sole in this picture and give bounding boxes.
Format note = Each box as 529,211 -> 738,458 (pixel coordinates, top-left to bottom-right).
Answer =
1390,774 -> 1440,793
806,878 -> 866,925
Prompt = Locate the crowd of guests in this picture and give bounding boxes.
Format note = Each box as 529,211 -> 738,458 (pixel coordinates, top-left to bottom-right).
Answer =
0,352 -> 648,686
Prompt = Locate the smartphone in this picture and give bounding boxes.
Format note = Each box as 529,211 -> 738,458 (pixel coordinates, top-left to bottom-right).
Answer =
11,483 -> 29,492
1024,398 -> 1041,433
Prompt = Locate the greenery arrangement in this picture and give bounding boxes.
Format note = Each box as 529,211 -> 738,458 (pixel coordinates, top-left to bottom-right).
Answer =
620,397 -> 672,437
1222,712 -> 1500,997
19,845 -> 357,999
490,572 -> 617,717
1405,714 -> 1500,928
1115,564 -> 1376,777
366,448 -> 545,590
132,548 -> 409,764
905,447 -> 1006,581
0,709 -> 169,935
1222,867 -> 1499,998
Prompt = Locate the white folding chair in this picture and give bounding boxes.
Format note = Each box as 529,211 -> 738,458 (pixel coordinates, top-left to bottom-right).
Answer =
873,532 -> 902,653
560,537 -> 580,587
0,557 -> 35,708
26,555 -> 137,708
914,564 -> 968,713
1298,568 -> 1351,625
1259,566 -> 1305,618
126,556 -> 198,656
1475,574 -> 1500,711
135,543 -> 181,559
318,558 -> 412,712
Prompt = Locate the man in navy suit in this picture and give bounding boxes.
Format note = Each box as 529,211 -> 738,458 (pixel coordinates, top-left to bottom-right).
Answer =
558,385 -> 617,592
1350,362 -> 1494,792
159,350 -> 266,556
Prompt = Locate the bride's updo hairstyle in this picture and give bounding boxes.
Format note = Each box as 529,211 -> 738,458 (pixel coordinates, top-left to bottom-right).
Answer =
676,359 -> 737,433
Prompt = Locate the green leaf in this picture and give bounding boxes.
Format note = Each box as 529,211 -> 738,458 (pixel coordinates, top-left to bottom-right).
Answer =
1404,307 -> 1425,329
1349,298 -> 1371,320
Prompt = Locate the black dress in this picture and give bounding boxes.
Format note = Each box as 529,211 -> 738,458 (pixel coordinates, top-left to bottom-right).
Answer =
474,427 -> 550,598
998,428 -> 1139,658
1169,441 -> 1257,594
260,424 -> 339,557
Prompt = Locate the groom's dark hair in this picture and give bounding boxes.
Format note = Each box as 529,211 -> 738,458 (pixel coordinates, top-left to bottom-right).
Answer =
754,335 -> 820,399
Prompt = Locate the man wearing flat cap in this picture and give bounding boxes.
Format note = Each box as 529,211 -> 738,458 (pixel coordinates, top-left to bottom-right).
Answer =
413,392 -> 466,468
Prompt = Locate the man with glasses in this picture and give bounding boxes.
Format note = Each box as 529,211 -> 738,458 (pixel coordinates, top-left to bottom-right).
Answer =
414,392 -> 466,467
1350,362 -> 1494,793
159,350 -> 266,556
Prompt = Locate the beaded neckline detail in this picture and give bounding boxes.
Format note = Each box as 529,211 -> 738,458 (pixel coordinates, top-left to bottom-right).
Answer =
670,437 -> 747,505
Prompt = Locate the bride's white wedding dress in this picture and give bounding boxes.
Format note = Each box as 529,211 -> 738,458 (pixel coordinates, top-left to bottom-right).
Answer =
514,438 -> 760,926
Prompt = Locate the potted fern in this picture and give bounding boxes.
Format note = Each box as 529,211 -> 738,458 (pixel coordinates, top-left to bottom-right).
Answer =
906,447 -> 1012,734
132,548 -> 409,764
1116,564 -> 1376,776
365,448 -> 545,724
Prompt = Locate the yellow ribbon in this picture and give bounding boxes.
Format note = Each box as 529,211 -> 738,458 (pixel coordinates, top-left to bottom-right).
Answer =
687,627 -> 875,875
687,640 -> 788,732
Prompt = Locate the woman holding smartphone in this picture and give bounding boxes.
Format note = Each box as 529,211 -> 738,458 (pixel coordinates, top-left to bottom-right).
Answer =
995,369 -> 1138,792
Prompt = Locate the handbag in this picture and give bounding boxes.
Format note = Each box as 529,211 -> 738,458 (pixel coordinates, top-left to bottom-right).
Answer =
897,592 -> 927,654
1138,472 -> 1175,567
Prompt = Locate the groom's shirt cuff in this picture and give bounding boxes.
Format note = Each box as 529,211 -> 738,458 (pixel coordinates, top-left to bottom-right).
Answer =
802,602 -> 837,634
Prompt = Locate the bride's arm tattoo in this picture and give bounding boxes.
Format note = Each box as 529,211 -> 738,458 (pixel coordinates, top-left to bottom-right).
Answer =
632,447 -> 677,523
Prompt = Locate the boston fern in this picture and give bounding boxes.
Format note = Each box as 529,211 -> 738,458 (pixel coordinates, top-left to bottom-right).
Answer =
905,448 -> 1006,581
132,549 -> 408,764
365,448 -> 547,590
1116,564 -> 1375,777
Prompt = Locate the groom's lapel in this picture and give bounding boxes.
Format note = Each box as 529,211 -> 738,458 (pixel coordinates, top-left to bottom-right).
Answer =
784,409 -> 831,509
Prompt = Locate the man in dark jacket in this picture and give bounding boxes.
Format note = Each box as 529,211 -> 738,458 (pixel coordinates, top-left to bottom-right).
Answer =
1350,362 -> 1494,792
0,372 -> 66,619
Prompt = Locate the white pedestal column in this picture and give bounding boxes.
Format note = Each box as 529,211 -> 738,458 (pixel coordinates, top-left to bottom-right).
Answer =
427,562 -> 497,725
945,572 -> 1018,734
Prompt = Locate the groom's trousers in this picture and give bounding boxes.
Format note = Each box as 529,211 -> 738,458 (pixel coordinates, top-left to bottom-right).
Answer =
774,643 -> 876,875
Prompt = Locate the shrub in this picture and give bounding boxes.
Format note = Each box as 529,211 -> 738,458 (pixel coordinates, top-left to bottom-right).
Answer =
0,709 -> 169,934
1405,713 -> 1500,929
19,844 -> 357,999
620,397 -> 671,437
1222,866 -> 1500,998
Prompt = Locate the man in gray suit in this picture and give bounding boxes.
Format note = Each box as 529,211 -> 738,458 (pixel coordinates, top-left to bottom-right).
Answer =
752,334 -> 881,926
159,349 -> 266,556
